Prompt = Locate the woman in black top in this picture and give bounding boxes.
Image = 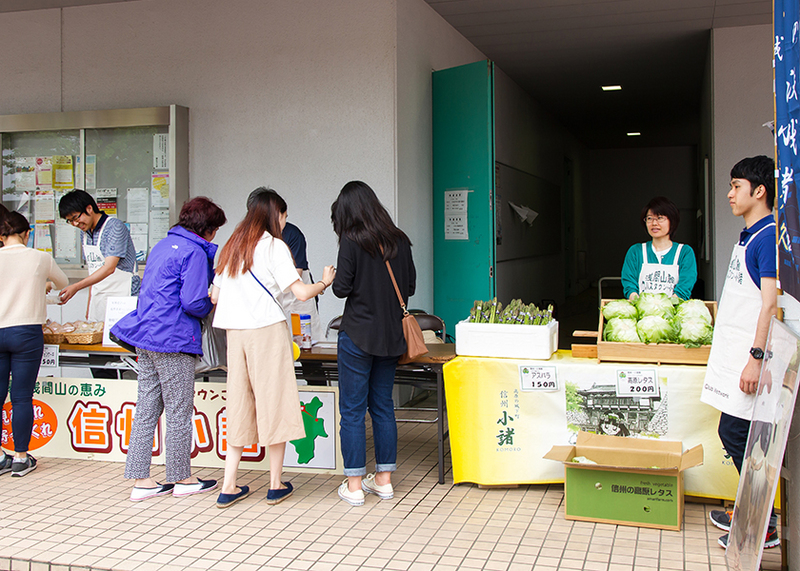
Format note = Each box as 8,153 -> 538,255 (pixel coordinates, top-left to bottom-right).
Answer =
331,181 -> 416,506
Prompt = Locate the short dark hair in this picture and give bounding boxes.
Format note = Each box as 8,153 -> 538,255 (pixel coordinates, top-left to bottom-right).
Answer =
58,189 -> 99,219
247,187 -> 287,213
0,211 -> 31,236
177,197 -> 227,238
731,155 -> 775,210
640,196 -> 680,239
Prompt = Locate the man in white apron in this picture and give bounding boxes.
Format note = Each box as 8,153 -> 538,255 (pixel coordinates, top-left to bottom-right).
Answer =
58,189 -> 140,322
699,156 -> 779,549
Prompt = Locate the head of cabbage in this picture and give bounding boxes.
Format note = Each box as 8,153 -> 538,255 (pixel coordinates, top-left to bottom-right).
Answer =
677,318 -> 714,347
604,318 -> 641,343
676,299 -> 713,325
636,292 -> 676,319
636,315 -> 675,344
602,300 -> 638,320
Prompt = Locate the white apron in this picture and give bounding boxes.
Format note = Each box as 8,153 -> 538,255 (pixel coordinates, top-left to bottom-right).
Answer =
84,220 -> 136,322
701,223 -> 775,419
277,269 -> 325,341
638,242 -> 682,296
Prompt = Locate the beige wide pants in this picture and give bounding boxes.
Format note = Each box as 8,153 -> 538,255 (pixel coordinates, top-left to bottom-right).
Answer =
225,322 -> 305,447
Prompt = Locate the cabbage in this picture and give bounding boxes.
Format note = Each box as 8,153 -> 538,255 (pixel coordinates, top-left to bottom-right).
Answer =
636,315 -> 675,344
636,292 -> 676,319
677,318 -> 714,347
602,300 -> 638,320
676,299 -> 713,325
604,318 -> 641,343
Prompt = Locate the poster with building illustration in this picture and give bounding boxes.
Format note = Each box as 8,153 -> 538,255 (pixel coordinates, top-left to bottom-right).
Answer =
561,361 -> 668,441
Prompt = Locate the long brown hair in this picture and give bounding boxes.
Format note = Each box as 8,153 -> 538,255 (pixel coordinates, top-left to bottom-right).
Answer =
216,190 -> 287,276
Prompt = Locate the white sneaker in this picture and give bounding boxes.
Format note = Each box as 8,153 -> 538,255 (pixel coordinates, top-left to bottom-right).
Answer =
338,479 -> 365,506
361,473 -> 393,499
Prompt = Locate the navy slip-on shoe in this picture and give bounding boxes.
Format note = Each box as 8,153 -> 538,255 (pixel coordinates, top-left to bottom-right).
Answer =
216,485 -> 250,509
266,482 -> 293,505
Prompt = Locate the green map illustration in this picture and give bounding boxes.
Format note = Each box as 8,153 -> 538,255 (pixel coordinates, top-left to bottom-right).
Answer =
290,396 -> 328,463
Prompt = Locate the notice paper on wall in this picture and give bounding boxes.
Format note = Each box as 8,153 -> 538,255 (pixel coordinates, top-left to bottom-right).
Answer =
153,133 -> 169,170
129,223 -> 149,261
126,188 -> 149,223
149,209 -> 169,248
34,224 -> 53,254
54,219 -> 78,260
34,189 -> 56,224
51,155 -> 74,190
444,189 -> 470,240
15,157 -> 36,191
95,188 -> 118,218
35,157 -> 52,188
85,155 -> 96,190
151,173 -> 169,208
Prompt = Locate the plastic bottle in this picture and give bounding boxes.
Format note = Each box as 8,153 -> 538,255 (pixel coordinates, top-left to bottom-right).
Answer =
299,313 -> 312,350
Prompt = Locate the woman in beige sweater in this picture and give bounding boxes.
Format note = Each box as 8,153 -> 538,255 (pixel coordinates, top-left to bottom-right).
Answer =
0,211 -> 68,477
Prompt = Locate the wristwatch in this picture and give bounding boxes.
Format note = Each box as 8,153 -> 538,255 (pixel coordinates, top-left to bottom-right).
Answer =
750,347 -> 765,360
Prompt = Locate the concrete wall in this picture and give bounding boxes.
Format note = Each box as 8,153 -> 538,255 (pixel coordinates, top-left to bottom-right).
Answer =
493,68 -> 590,307
587,146 -> 698,285
711,24 -> 774,300
396,0 -> 485,312
0,0 -> 398,329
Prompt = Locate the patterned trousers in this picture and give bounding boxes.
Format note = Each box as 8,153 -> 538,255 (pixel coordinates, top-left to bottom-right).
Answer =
124,349 -> 196,482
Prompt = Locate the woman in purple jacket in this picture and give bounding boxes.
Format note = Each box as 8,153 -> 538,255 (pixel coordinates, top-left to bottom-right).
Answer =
112,197 -> 226,501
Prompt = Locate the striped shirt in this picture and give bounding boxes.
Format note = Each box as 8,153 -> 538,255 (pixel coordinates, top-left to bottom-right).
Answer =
82,213 -> 141,295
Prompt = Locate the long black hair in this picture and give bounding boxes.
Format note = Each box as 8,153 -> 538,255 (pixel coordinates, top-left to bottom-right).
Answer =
331,181 -> 410,261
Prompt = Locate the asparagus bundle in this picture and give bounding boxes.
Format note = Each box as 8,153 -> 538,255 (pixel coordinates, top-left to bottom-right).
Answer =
469,298 -> 554,325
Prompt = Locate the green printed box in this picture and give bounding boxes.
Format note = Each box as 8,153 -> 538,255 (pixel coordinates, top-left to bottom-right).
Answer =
545,432 -> 703,531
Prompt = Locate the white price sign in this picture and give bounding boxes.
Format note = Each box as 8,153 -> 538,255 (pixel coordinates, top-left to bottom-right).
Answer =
519,365 -> 558,391
40,344 -> 59,369
615,368 -> 659,397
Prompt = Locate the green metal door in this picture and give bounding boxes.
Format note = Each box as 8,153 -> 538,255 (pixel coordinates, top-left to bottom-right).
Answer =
432,60 -> 495,333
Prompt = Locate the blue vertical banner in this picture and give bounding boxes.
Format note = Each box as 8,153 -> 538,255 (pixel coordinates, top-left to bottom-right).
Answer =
776,0 -> 800,299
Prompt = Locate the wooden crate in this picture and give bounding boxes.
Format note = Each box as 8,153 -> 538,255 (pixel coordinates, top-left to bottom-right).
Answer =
597,299 -> 717,365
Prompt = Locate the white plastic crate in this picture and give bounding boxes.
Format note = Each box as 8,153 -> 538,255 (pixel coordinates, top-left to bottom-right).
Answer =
455,319 -> 559,360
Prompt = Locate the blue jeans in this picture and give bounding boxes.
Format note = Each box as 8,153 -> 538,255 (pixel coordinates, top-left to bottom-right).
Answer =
337,331 -> 398,476
0,325 -> 44,453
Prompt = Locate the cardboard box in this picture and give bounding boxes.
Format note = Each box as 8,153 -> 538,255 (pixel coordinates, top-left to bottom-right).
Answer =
544,432 -> 703,530
455,319 -> 558,360
597,299 -> 717,365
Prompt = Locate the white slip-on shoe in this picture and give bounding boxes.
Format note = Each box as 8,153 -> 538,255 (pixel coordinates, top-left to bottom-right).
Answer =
361,473 -> 393,499
338,479 -> 365,506
130,483 -> 175,501
173,478 -> 218,497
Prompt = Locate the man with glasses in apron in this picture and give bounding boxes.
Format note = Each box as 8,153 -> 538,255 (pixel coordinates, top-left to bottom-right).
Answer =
58,190 -> 140,376
700,156 -> 779,550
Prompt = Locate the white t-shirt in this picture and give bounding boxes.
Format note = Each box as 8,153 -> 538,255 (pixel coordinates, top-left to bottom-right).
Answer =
212,233 -> 300,330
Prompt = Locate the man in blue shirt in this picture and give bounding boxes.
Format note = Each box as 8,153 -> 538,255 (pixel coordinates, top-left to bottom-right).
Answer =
700,156 -> 779,549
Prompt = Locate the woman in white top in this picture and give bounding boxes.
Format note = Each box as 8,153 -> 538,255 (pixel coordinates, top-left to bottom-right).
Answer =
0,211 -> 68,477
211,190 -> 335,508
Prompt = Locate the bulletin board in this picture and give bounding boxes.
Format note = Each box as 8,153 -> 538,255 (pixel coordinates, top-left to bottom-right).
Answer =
495,162 -> 561,262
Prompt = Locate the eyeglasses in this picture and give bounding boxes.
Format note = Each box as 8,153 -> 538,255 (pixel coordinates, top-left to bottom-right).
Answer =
65,213 -> 83,225
644,215 -> 667,224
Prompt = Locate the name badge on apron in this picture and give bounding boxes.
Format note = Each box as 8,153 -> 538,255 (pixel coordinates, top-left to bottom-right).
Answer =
83,219 -> 136,322
638,243 -> 682,296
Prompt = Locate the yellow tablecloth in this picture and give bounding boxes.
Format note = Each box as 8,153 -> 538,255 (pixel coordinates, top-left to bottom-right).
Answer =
444,350 -> 740,500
